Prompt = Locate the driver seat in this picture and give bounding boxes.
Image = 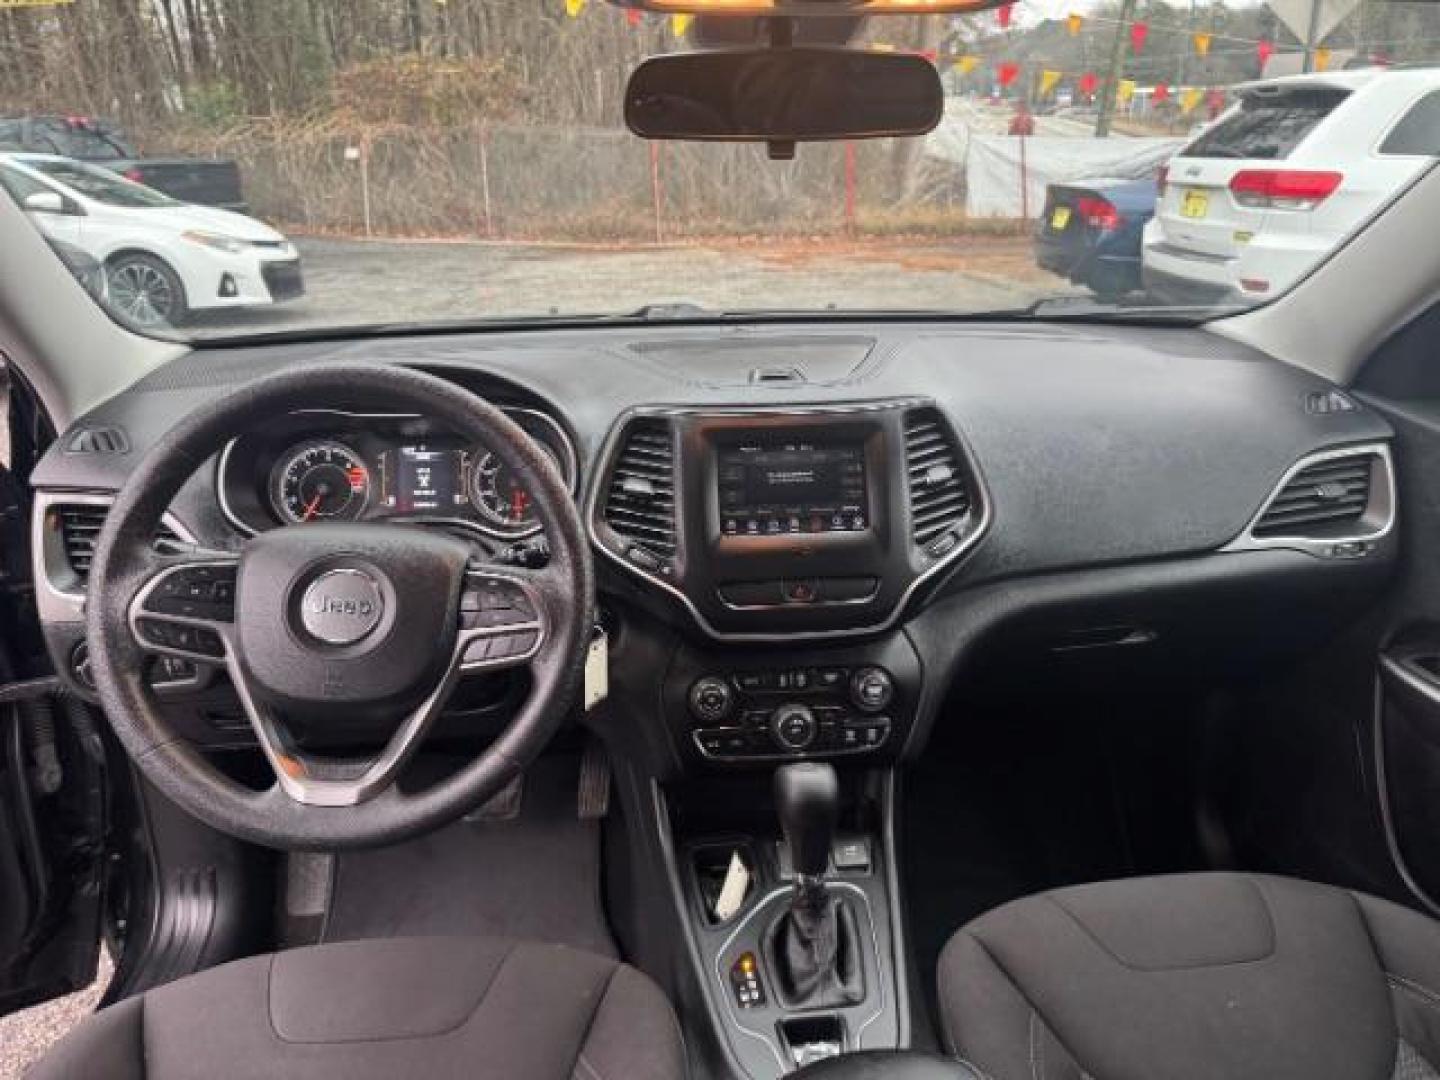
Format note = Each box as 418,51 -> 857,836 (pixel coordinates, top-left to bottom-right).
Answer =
31,936 -> 685,1080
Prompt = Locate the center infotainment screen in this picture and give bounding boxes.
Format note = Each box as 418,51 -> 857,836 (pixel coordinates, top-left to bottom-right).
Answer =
717,439 -> 868,536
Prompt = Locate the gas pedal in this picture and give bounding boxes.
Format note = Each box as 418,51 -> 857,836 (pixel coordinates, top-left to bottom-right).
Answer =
578,737 -> 611,821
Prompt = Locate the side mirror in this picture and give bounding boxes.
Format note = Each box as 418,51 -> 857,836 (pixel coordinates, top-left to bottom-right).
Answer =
23,191 -> 71,215
625,47 -> 943,147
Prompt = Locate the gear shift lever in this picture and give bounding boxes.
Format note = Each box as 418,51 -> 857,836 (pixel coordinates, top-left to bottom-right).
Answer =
769,763 -> 862,1008
776,762 -> 838,897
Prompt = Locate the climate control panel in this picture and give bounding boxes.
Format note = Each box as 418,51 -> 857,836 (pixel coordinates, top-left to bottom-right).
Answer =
687,665 -> 897,762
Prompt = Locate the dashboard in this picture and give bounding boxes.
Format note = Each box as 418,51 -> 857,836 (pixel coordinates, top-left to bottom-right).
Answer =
28,320 -> 1401,774
216,408 -> 577,539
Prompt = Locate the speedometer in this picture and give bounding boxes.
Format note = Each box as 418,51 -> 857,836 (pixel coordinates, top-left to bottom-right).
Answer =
272,442 -> 371,524
469,445 -> 561,534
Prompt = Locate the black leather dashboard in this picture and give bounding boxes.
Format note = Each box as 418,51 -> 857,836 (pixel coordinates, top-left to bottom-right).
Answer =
36,320 -> 1391,583
30,319 -> 1400,771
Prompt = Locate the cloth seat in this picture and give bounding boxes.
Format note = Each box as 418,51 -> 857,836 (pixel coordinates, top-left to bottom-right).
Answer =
937,872 -> 1440,1080
31,936 -> 685,1080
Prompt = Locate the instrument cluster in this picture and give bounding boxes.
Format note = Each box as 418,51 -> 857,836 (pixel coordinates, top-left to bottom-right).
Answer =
217,408 -> 577,539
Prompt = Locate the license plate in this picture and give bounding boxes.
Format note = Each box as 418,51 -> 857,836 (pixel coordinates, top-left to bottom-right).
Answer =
1050,206 -> 1072,230
1180,189 -> 1209,219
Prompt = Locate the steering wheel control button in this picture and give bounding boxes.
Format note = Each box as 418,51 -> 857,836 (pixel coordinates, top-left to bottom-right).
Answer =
300,569 -> 385,645
137,617 -> 225,659
144,564 -> 239,621
460,576 -> 538,631
850,667 -> 894,713
770,704 -> 818,751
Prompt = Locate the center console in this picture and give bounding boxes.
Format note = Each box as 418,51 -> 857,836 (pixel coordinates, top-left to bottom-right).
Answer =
662,765 -> 909,1079
589,400 -> 987,641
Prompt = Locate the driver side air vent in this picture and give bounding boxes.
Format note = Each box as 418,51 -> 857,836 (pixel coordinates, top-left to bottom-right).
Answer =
603,419 -> 677,569
55,503 -> 181,581
1253,450 -> 1380,538
905,409 -> 973,555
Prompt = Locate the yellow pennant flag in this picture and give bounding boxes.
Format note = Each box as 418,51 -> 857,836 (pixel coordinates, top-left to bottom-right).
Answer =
1180,87 -> 1204,114
1067,12 -> 1083,36
1315,47 -> 1332,70
955,55 -> 981,75
1040,70 -> 1062,96
1117,79 -> 1136,106
1192,31 -> 1211,57
672,14 -> 693,35
564,0 -> 585,16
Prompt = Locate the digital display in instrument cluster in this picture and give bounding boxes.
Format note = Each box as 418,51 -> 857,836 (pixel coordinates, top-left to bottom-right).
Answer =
382,444 -> 468,515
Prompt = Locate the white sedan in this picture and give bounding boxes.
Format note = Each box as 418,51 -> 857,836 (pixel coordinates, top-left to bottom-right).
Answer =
0,152 -> 302,328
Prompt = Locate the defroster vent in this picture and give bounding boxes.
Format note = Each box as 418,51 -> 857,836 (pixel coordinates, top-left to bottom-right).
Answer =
603,419 -> 677,572
905,409 -> 973,556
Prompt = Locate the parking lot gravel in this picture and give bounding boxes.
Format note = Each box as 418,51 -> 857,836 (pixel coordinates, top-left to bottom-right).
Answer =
191,234 -> 1066,337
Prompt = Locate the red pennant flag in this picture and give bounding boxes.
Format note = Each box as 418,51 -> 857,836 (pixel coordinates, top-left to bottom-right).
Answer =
625,8 -> 642,26
1257,38 -> 1274,66
997,61 -> 1021,87
1129,21 -> 1149,54
997,2 -> 1014,29
1152,81 -> 1170,103
1078,71 -> 1098,96
1207,87 -> 1226,115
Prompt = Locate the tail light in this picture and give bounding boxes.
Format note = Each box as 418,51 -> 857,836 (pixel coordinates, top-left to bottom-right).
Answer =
1229,169 -> 1342,210
1076,195 -> 1122,232
123,167 -> 144,183
1157,164 -> 1169,198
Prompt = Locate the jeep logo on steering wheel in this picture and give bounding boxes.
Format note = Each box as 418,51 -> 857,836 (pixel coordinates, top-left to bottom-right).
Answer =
300,569 -> 386,645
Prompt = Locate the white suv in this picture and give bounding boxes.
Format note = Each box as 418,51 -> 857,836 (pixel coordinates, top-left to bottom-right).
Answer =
1143,67 -> 1440,306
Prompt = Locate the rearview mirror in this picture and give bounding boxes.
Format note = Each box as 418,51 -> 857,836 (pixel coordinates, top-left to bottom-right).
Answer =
625,47 -> 943,145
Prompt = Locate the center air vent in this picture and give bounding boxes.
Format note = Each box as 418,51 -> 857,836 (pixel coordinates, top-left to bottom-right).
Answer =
602,419 -> 677,571
1252,450 -> 1382,539
904,409 -> 973,556
54,503 -> 181,582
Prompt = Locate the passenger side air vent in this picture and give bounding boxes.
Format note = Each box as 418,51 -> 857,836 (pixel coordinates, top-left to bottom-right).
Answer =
905,409 -> 973,556
1252,450 -> 1380,538
55,503 -> 181,581
603,419 -> 677,573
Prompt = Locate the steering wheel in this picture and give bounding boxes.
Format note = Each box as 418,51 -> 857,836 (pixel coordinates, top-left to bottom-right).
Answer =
85,364 -> 594,850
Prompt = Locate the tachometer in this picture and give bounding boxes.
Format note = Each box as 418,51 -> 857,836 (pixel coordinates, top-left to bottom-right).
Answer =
469,445 -> 561,534
273,442 -> 371,524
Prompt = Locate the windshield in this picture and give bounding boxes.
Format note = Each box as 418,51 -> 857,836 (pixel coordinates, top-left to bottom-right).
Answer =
2,1 -> 1438,339
25,159 -> 177,208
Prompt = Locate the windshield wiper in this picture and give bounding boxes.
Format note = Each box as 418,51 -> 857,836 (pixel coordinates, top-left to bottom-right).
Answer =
1017,297 -> 1251,322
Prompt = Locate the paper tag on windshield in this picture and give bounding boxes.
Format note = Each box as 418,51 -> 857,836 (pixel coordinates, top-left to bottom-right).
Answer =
584,628 -> 609,711
714,852 -> 751,922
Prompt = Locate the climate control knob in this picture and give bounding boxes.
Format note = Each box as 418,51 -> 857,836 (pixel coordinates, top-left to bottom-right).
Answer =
850,667 -> 894,714
770,704 -> 818,751
689,676 -> 734,723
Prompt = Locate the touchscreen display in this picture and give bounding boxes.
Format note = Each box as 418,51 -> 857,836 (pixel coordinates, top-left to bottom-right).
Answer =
718,439 -> 868,536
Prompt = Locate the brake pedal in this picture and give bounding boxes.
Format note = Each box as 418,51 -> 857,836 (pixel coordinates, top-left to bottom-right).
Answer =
464,772 -> 524,823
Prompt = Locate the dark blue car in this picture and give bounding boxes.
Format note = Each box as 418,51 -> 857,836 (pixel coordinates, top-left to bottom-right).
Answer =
1035,176 -> 1158,300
